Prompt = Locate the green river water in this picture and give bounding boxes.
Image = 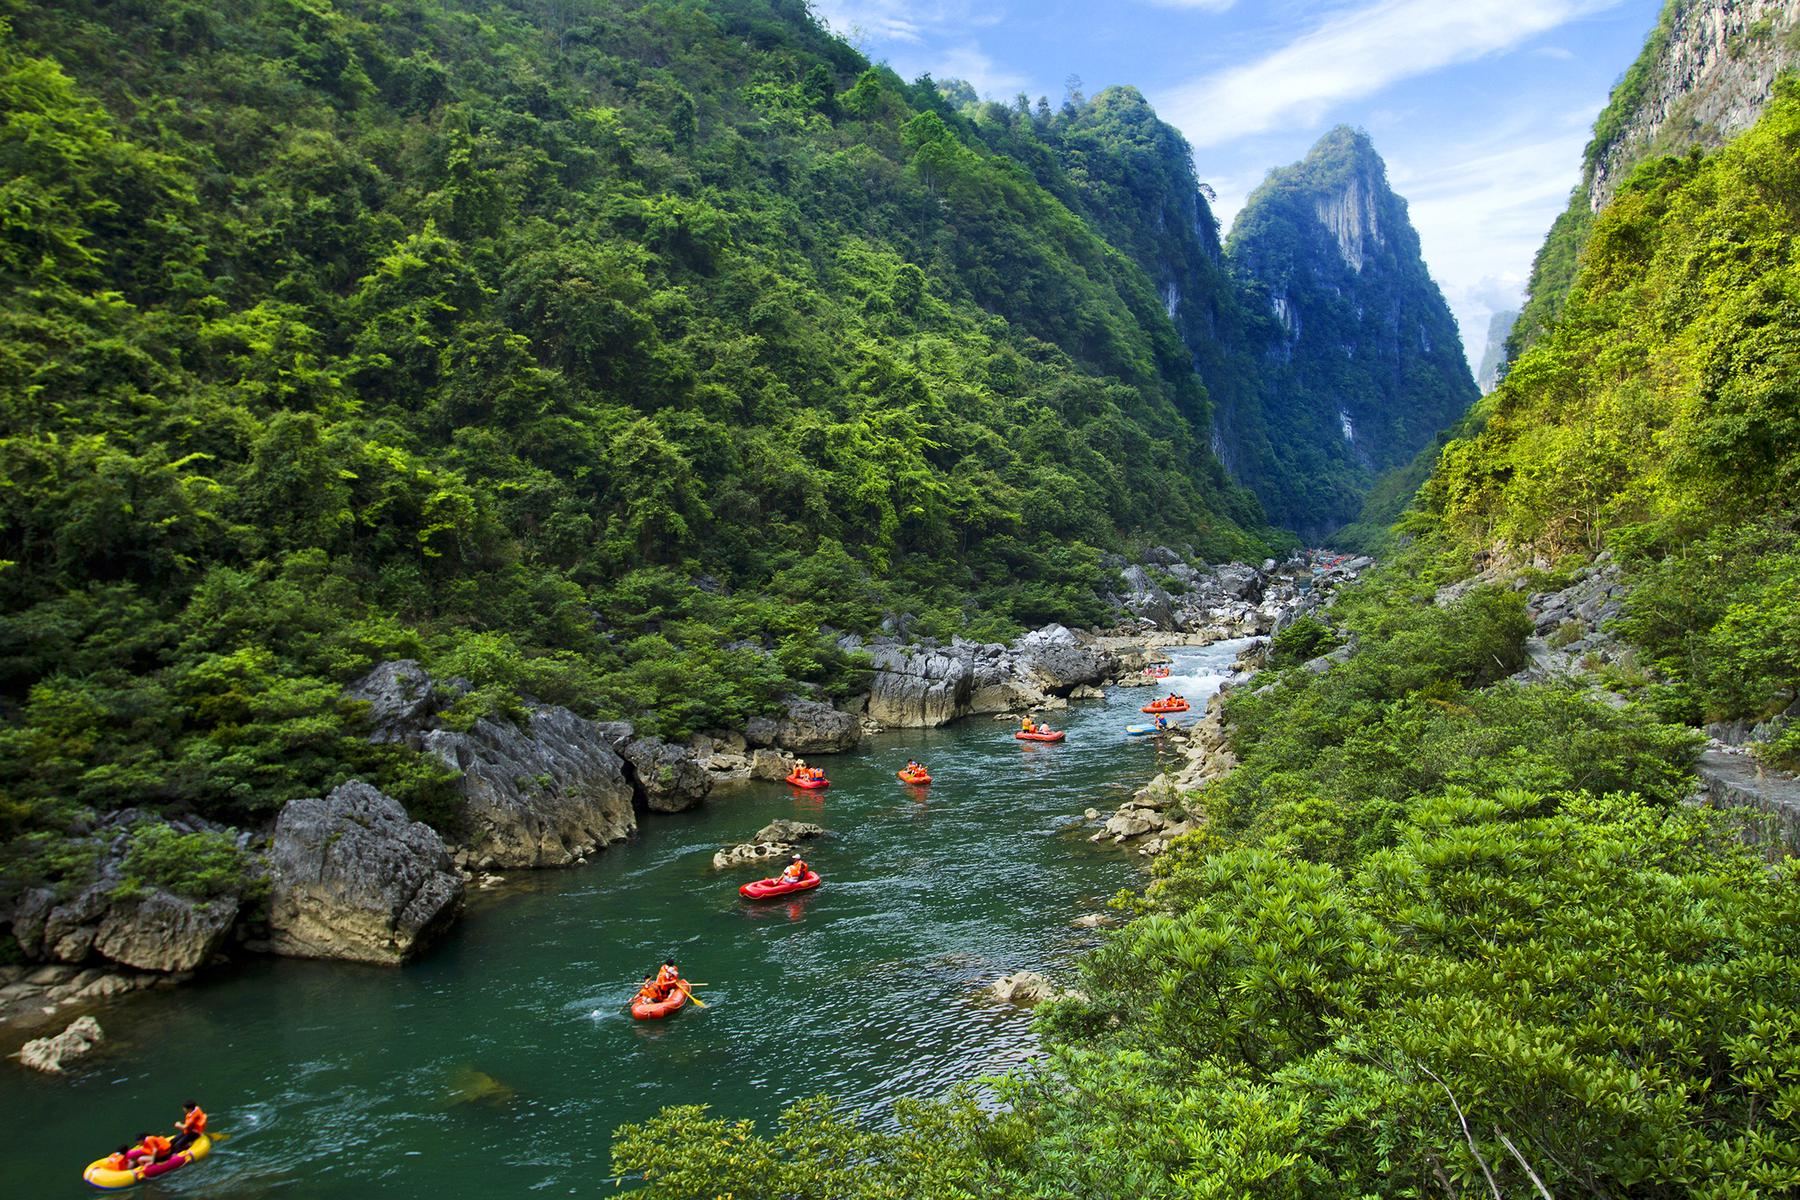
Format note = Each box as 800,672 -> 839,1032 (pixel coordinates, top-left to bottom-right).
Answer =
2,641 -> 1250,1196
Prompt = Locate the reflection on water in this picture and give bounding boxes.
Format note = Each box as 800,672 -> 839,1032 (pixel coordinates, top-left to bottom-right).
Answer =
3,641 -> 1252,1197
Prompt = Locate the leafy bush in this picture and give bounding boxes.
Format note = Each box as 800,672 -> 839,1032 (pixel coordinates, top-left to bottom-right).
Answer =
114,822 -> 258,903
1265,615 -> 1341,668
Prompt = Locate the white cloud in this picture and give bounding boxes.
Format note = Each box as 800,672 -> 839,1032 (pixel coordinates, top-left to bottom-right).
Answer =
1387,111 -> 1597,366
936,45 -> 1031,97
1160,0 -> 1624,148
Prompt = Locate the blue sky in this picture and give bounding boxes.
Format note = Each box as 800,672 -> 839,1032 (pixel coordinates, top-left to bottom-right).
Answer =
809,0 -> 1666,366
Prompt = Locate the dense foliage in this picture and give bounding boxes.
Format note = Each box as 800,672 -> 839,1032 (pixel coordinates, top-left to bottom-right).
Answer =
1225,127 -> 1479,540
0,0 -> 1277,893
616,567 -> 1798,1197
1426,79 -> 1800,748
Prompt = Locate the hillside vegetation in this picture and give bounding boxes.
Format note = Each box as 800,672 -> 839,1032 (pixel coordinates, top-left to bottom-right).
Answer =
612,66 -> 1800,1200
0,0 -> 1275,888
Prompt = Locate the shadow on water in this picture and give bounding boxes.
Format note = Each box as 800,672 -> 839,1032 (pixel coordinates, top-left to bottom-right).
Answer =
3,640 -> 1254,1197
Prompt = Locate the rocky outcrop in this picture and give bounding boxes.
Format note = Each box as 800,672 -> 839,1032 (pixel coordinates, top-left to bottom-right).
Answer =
1696,747 -> 1800,857
416,706 -> 637,869
1588,0 -> 1800,211
712,819 -> 825,870
91,890 -> 238,973
12,872 -> 237,976
344,659 -> 440,742
265,781 -> 465,964
762,700 -> 861,755
865,645 -> 974,727
17,1015 -> 103,1074
620,737 -> 714,813
860,625 -> 1123,728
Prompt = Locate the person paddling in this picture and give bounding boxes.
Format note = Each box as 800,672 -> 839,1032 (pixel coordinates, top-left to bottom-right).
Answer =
780,854 -> 810,883
654,959 -> 682,999
170,1100 -> 207,1152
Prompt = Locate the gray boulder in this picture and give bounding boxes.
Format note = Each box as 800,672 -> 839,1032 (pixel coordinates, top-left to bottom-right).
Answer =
772,700 -> 861,754
1020,641 -> 1112,693
749,748 -> 799,780
622,737 -> 714,813
345,660 -> 438,742
867,646 -> 974,727
92,889 -> 238,973
265,781 -> 465,964
417,705 -> 636,868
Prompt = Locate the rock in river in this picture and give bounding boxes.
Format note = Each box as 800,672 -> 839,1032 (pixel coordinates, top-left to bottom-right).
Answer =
18,1015 -> 104,1074
266,781 -> 465,964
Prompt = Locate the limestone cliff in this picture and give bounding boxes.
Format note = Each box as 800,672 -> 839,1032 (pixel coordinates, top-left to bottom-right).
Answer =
1223,128 -> 1478,540
1587,0 -> 1800,210
1476,310 -> 1517,394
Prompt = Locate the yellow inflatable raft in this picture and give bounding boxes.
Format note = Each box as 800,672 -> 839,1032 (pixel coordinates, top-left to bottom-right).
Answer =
83,1134 -> 211,1190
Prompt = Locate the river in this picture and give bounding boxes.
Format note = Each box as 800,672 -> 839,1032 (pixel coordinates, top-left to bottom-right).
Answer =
3,640 -> 1250,1196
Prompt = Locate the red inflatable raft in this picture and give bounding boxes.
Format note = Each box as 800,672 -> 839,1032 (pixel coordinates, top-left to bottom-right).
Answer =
1146,665 -> 1171,678
897,768 -> 932,785
631,987 -> 688,1020
785,772 -> 830,789
1141,698 -> 1189,714
1015,729 -> 1066,743
740,871 -> 821,900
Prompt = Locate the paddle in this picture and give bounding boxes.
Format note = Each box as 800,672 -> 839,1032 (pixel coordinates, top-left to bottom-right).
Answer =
675,981 -> 707,1008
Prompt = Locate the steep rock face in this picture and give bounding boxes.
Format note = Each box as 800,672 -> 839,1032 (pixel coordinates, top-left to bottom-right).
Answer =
620,737 -> 714,813
1513,0 -> 1800,358
265,781 -> 465,964
416,706 -> 637,868
1588,0 -> 1800,210
1224,127 -> 1477,540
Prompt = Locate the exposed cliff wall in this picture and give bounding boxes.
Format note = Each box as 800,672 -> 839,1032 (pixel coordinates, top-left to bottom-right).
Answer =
1587,0 -> 1800,210
1476,309 -> 1517,394
1512,0 -> 1800,356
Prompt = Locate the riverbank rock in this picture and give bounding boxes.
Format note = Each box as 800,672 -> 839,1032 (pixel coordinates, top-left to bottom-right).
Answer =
986,971 -> 1063,1006
12,869 -> 237,975
92,889 -> 238,973
748,748 -> 800,780
621,736 -> 714,813
771,700 -> 861,754
865,645 -> 973,727
0,966 -> 177,1035
416,705 -> 637,868
265,781 -> 465,964
712,820 -> 825,870
17,1015 -> 103,1074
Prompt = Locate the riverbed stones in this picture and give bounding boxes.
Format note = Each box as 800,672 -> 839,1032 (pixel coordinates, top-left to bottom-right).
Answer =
416,705 -> 637,868
265,781 -> 465,964
18,1015 -> 103,1074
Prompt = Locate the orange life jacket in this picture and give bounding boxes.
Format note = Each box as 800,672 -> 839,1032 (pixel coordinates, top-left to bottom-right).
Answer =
783,861 -> 808,880
105,1153 -> 131,1171
656,965 -> 680,989
182,1107 -> 207,1135
139,1135 -> 172,1159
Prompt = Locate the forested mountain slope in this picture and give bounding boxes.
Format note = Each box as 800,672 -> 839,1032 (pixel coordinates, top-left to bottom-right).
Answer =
1224,128 -> 1479,539
1509,0 -> 1800,359
0,0 -> 1276,876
